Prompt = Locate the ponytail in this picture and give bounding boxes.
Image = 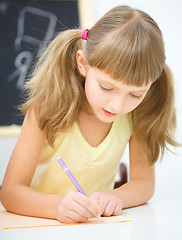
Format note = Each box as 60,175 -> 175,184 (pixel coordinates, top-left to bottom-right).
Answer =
20,29 -> 86,147
132,64 -> 179,165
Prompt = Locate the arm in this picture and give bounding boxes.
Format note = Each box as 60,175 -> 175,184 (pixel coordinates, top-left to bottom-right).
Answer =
1,109 -> 59,219
1,109 -> 100,223
110,134 -> 155,208
91,134 -> 155,215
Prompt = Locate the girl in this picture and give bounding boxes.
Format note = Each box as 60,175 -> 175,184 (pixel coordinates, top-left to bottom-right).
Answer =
1,5 -> 179,223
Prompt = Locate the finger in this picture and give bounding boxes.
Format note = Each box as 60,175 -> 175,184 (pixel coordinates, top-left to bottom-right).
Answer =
57,191 -> 91,222
57,215 -> 76,224
57,202 -> 89,223
73,194 -> 100,218
58,213 -> 88,224
90,192 -> 103,216
96,196 -> 109,216
103,199 -> 123,217
65,209 -> 89,223
102,201 -> 116,217
112,203 -> 122,216
90,192 -> 100,203
67,198 -> 93,219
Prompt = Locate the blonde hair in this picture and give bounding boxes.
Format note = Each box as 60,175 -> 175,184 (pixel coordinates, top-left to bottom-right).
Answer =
21,29 -> 86,143
20,5 -> 179,164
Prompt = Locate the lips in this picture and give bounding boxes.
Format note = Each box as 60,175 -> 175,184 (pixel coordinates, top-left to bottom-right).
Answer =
103,109 -> 118,117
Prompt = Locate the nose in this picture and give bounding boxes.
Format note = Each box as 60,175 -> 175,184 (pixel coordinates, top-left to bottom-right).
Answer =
109,95 -> 124,113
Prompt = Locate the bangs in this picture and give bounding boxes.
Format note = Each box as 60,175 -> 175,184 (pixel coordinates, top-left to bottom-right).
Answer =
86,18 -> 165,86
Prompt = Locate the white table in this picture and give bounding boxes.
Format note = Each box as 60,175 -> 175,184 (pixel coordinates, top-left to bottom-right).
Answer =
1,199 -> 181,240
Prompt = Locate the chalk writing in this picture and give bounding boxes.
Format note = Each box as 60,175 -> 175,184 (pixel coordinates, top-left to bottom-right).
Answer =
8,6 -> 57,89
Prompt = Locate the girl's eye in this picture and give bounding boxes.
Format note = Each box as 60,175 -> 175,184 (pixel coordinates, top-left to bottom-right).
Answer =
99,84 -> 113,91
130,94 -> 143,99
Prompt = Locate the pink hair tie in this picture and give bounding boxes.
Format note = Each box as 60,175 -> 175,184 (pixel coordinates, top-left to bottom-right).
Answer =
81,29 -> 89,40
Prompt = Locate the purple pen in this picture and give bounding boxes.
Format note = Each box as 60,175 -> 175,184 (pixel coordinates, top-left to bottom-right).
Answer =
57,156 -> 102,222
57,156 -> 87,196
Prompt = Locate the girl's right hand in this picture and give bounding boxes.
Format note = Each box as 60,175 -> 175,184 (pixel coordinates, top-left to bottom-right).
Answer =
55,191 -> 101,223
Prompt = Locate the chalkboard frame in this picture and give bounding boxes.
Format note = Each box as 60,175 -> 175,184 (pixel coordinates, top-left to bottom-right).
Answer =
0,0 -> 93,136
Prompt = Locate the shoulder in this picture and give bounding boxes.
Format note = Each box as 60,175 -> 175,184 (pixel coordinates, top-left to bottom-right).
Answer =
21,108 -> 46,143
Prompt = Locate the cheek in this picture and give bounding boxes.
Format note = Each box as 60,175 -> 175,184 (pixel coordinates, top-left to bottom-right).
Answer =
85,82 -> 104,107
129,100 -> 143,111
124,99 -> 143,114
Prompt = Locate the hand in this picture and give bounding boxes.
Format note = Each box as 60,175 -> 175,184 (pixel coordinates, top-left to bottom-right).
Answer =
90,192 -> 123,217
56,191 -> 100,223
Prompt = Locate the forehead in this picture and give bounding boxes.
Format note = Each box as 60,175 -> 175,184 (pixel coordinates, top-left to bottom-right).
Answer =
87,66 -> 152,92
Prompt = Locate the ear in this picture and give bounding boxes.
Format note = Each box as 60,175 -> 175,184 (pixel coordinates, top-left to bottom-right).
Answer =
76,50 -> 87,76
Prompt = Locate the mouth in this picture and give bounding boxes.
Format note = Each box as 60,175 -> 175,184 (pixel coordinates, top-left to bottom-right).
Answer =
103,109 -> 118,117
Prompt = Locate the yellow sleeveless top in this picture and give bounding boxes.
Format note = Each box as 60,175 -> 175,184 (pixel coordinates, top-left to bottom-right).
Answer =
31,114 -> 132,196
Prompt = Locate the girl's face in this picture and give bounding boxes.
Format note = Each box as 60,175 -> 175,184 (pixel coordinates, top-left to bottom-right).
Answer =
76,50 -> 151,123
84,66 -> 151,123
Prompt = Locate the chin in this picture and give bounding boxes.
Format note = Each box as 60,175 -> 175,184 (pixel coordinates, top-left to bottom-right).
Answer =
96,113 -> 117,123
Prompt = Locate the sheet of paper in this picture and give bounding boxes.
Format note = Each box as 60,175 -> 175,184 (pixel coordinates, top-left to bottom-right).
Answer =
0,206 -> 131,229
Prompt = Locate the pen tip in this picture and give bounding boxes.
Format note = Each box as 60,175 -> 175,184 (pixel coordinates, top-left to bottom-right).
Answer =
98,216 -> 102,222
